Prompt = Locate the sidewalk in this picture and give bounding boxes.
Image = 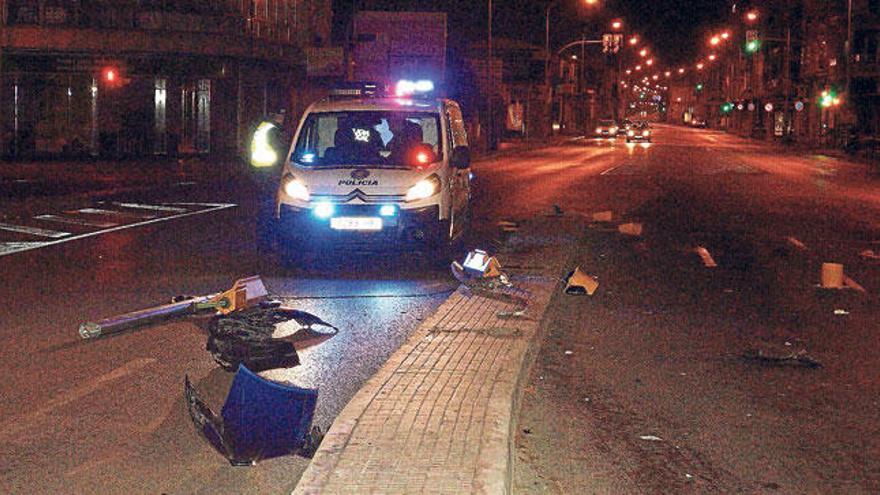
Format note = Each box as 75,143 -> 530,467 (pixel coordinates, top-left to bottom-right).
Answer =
293,219 -> 577,494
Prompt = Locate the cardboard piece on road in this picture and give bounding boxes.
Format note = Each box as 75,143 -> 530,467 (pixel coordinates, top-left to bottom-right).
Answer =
592,211 -> 614,222
618,223 -> 643,236
820,263 -> 844,289
844,275 -> 867,293
564,267 -> 599,296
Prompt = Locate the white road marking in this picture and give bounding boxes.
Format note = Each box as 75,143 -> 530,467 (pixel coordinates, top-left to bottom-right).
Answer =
0,222 -> 70,238
76,207 -> 155,218
600,166 -> 619,176
844,276 -> 867,293
0,242 -> 49,256
34,214 -> 118,228
694,246 -> 718,268
0,358 -> 156,442
0,203 -> 236,257
113,202 -> 188,213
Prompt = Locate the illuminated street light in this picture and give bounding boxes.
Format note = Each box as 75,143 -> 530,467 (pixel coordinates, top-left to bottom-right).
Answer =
664,71 -> 671,77
710,36 -> 721,46
696,62 -> 705,70
746,10 -> 759,22
708,54 -> 717,61
629,35 -> 639,45
611,19 -> 623,30
678,67 -> 686,74
635,65 -> 642,71
640,48 -> 648,57
626,69 -> 632,75
646,59 -> 654,66
652,74 -> 659,80
721,31 -> 730,40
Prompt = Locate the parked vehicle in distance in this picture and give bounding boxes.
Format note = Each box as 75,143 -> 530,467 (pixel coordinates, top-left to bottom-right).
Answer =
618,119 -> 633,135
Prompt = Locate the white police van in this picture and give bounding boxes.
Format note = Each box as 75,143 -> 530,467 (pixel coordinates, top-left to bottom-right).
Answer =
266,81 -> 471,261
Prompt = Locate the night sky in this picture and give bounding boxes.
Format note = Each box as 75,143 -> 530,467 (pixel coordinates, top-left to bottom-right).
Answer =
333,0 -> 732,66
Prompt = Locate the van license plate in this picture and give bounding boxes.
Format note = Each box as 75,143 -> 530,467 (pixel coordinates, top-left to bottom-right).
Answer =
330,217 -> 382,231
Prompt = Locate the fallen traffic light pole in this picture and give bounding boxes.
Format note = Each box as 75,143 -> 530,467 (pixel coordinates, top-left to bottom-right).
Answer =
78,276 -> 269,339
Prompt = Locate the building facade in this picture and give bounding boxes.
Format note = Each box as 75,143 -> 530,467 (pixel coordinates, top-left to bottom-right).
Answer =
0,0 -> 331,160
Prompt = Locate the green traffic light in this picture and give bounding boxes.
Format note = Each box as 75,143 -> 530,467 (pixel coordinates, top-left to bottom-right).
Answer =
745,40 -> 761,53
696,83 -> 704,91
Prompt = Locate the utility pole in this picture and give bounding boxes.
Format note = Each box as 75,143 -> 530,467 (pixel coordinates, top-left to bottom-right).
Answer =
487,0 -> 494,149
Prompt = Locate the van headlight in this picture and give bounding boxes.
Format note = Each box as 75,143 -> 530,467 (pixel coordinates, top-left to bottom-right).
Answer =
643,130 -> 650,136
628,130 -> 635,136
282,175 -> 310,201
405,174 -> 441,202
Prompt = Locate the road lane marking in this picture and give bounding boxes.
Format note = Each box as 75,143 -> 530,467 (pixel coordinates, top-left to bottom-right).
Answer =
76,207 -> 155,219
0,203 -> 236,258
113,202 -> 188,213
0,222 -> 70,238
600,166 -> 618,175
0,242 -> 49,256
694,246 -> 718,268
0,357 -> 156,442
34,214 -> 118,228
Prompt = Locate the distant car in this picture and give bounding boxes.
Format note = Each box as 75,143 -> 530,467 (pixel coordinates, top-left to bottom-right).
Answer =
618,119 -> 633,135
626,122 -> 652,143
690,119 -> 707,128
594,119 -> 619,139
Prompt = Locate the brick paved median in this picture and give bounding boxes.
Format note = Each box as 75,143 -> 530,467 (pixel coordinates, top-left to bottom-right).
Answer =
293,230 -> 574,494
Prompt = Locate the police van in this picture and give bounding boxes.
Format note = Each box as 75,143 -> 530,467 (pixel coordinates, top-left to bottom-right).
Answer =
264,81 -> 471,261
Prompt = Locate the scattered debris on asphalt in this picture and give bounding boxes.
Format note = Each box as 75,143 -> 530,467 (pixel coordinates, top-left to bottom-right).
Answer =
786,237 -> 808,250
618,222 -> 643,236
564,267 -> 599,295
743,345 -> 822,368
843,276 -> 867,293
693,246 -> 718,268
451,250 -> 531,314
498,220 -> 520,232
639,435 -> 663,441
592,210 -> 614,222
185,365 -> 320,466
207,305 -> 336,372
820,262 -> 845,289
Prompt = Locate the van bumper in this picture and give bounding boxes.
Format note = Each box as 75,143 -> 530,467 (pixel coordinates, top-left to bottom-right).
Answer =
272,203 -> 443,252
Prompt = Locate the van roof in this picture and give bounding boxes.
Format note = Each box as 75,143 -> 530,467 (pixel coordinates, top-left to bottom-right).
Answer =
308,97 -> 446,114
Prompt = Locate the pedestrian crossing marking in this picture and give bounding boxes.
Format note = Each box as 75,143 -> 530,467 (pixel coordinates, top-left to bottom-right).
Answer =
34,214 -> 118,228
0,242 -> 50,256
0,222 -> 70,238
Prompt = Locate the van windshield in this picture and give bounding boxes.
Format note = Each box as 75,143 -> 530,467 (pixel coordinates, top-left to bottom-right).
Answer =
292,111 -> 443,167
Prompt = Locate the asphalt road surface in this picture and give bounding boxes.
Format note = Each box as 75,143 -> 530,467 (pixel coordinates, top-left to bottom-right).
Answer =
509,125 -> 880,493
2,124 -> 878,493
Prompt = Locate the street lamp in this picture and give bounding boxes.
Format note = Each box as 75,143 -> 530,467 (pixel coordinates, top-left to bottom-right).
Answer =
746,10 -> 759,22
639,48 -> 648,57
710,35 -> 721,46
629,35 -> 639,45
696,62 -> 705,70
646,58 -> 653,66
708,54 -> 717,61
611,19 -> 622,30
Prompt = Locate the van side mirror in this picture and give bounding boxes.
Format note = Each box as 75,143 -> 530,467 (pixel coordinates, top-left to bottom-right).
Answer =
451,146 -> 470,169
